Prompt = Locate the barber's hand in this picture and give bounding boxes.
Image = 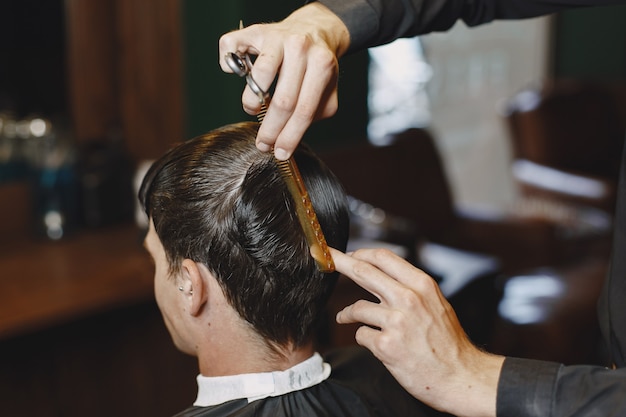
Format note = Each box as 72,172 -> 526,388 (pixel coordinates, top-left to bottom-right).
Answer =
332,248 -> 503,417
219,2 -> 350,160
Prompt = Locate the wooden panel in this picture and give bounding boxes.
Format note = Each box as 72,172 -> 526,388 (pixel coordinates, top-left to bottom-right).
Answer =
0,224 -> 153,339
65,0 -> 119,142
0,224 -> 198,416
0,302 -> 197,417
116,0 -> 184,160
65,0 -> 184,160
0,181 -> 31,246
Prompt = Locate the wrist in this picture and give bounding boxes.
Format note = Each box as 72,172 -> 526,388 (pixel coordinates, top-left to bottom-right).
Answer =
449,352 -> 505,417
288,2 -> 351,57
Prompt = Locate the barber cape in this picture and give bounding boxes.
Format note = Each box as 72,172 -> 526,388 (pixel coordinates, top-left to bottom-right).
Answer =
174,346 -> 449,417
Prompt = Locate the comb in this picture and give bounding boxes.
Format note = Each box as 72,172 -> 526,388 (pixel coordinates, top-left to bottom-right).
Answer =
225,51 -> 335,273
258,112 -> 335,273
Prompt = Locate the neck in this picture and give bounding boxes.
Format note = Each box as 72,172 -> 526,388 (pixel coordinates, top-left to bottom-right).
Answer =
196,312 -> 316,377
198,339 -> 316,377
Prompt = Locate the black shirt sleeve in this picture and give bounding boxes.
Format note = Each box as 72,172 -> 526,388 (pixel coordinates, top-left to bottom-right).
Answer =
498,356 -> 626,416
315,0 -> 626,53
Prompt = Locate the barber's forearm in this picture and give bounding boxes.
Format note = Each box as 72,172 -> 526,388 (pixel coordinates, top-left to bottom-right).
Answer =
313,0 -> 613,54
313,0 -> 466,53
442,351 -> 503,417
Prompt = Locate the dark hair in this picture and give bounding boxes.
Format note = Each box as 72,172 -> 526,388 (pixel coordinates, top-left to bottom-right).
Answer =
139,121 -> 349,349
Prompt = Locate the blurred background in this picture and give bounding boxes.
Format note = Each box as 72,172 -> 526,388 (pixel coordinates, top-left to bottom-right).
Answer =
0,0 -> 625,415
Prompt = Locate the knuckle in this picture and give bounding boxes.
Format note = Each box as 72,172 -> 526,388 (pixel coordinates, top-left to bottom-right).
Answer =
319,97 -> 338,119
386,310 -> 406,328
396,287 -> 420,309
371,247 -> 395,262
218,29 -> 231,44
271,94 -> 297,113
354,325 -> 368,344
218,33 -> 231,50
350,247 -> 393,274
311,46 -> 337,71
415,274 -> 439,293
251,57 -> 275,78
284,33 -> 312,54
374,331 -> 396,353
291,102 -> 317,123
352,299 -> 370,312
351,256 -> 375,277
242,92 -> 262,111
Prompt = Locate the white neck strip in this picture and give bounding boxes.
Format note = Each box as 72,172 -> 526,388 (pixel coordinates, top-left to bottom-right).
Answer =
194,353 -> 331,407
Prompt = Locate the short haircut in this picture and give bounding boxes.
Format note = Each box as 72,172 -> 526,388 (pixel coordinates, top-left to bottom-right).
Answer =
139,121 -> 349,349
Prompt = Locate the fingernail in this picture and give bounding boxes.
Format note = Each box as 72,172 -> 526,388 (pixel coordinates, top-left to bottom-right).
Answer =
257,142 -> 271,152
274,147 -> 290,161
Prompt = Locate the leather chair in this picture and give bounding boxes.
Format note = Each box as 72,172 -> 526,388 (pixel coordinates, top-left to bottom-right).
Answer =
503,79 -> 624,214
316,127 -> 610,350
319,128 -> 608,275
488,79 -> 622,364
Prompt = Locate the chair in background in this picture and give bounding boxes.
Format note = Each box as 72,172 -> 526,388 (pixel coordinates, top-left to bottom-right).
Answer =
499,80 -> 620,268
317,127 -> 611,351
320,128 -> 609,275
485,79 -> 624,365
503,79 -> 624,214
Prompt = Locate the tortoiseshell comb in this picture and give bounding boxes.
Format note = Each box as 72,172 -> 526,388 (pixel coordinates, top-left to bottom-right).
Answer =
225,51 -> 335,273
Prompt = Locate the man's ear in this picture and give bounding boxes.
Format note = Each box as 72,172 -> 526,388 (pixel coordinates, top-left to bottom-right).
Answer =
180,259 -> 209,317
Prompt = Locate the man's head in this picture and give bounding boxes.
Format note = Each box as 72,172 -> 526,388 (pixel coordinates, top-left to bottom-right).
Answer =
139,121 -> 349,354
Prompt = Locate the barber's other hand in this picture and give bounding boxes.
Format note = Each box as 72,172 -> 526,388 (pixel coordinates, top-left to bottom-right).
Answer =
332,248 -> 503,417
219,2 -> 350,160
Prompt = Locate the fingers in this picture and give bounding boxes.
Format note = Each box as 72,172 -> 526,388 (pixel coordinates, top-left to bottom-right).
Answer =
218,20 -> 340,160
257,42 -> 339,160
349,247 -> 433,289
219,27 -> 259,72
331,248 -> 408,303
329,248 -> 501,414
339,299 -> 416,369
253,36 -> 309,155
332,247 -> 445,332
336,298 -> 382,325
242,47 -> 283,113
335,299 -> 395,360
352,324 -> 381,349
219,25 -> 278,119
331,247 -> 436,298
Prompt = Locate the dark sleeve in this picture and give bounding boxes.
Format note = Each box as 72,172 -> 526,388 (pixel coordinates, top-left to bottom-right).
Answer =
497,357 -> 626,416
314,0 -> 626,53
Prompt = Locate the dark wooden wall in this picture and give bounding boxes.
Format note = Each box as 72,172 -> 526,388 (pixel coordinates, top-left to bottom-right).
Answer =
1,302 -> 198,416
65,0 -> 184,160
0,2 -> 195,415
0,225 -> 199,416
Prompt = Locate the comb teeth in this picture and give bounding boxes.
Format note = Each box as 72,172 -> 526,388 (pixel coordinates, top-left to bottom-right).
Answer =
275,158 -> 335,273
276,160 -> 291,176
256,105 -> 267,123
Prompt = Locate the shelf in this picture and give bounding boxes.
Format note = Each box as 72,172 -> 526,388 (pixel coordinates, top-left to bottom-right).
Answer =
0,224 -> 154,340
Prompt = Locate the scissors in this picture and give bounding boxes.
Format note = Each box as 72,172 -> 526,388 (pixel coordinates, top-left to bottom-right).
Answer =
225,52 -> 270,106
